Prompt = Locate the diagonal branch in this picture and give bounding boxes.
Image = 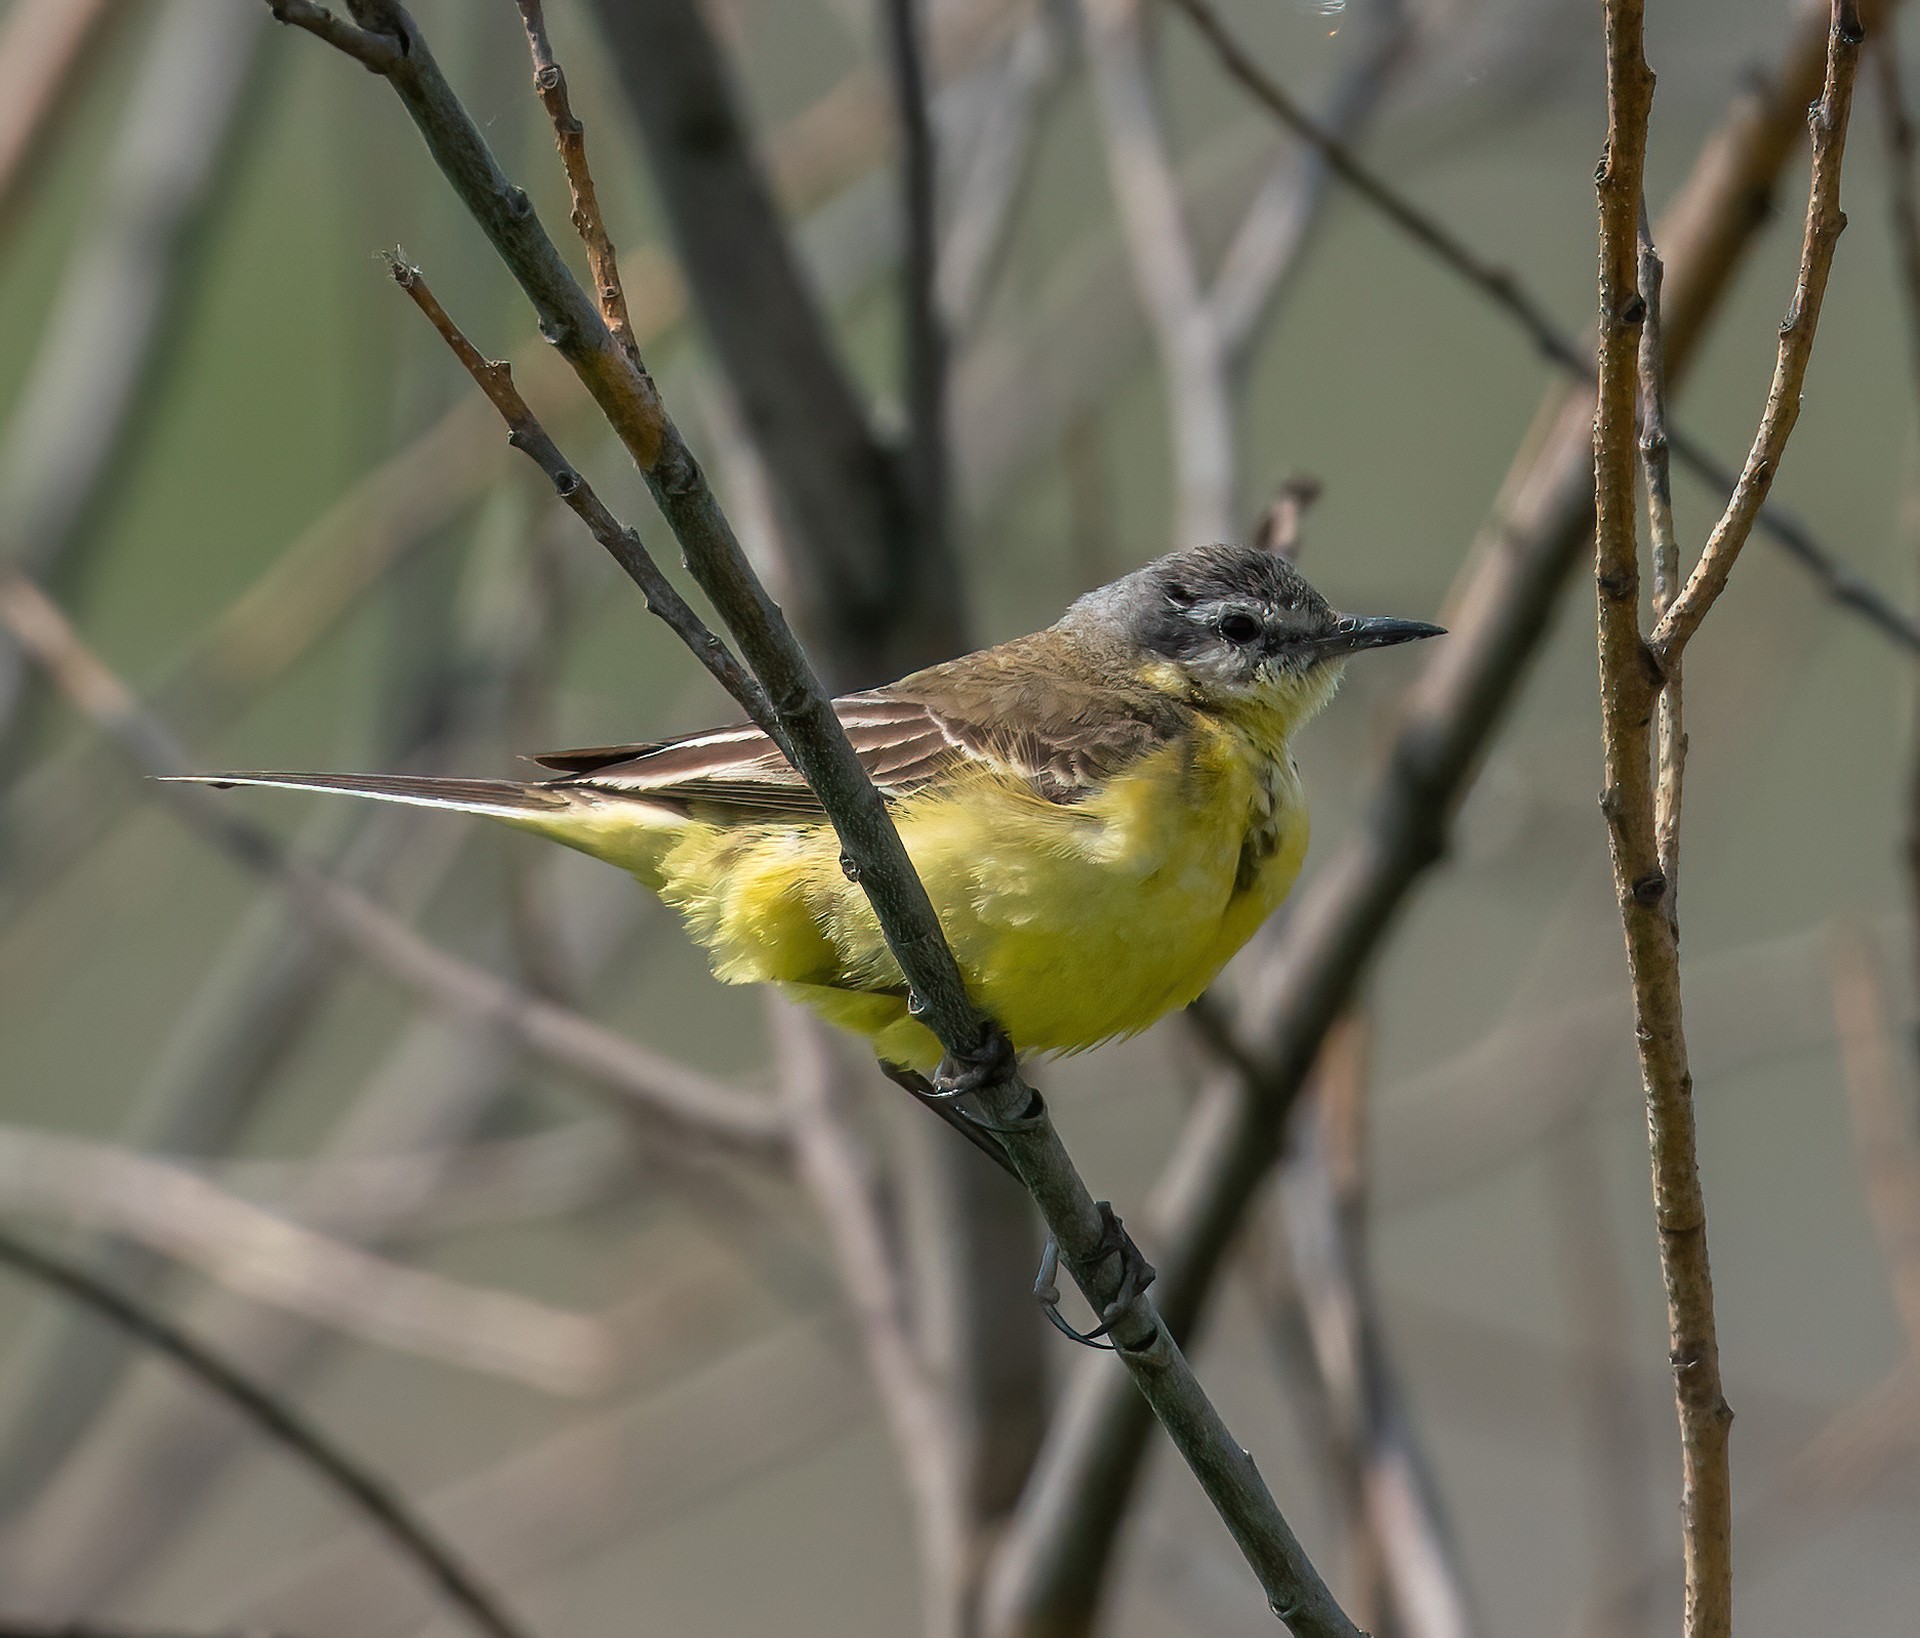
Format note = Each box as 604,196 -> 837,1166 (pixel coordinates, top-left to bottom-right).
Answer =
0,1124 -> 613,1394
0,1225 -> 535,1638
265,4 -> 1361,1629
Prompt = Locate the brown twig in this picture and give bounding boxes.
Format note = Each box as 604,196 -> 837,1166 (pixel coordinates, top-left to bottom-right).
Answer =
1637,228 -> 1686,921
1593,5 -> 1861,1635
1649,5 -> 1865,662
1252,478 -> 1324,560
384,256 -> 778,740
513,0 -> 635,353
0,1225 -> 536,1638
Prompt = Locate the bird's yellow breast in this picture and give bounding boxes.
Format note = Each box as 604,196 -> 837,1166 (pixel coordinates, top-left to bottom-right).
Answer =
644,714 -> 1308,1069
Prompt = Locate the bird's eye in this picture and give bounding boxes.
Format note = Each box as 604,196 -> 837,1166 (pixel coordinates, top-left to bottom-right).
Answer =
1219,612 -> 1261,645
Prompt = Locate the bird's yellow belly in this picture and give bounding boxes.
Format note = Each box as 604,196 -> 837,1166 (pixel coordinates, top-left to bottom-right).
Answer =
649,729 -> 1307,1070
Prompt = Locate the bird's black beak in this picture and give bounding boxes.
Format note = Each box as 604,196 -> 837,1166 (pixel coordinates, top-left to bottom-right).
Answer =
1317,613 -> 1446,657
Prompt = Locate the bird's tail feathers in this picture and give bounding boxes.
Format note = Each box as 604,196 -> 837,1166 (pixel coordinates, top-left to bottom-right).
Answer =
162,771 -> 574,821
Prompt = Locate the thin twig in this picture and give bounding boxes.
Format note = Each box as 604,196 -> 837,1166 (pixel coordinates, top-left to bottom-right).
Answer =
0,1225 -> 536,1638
1650,3 -> 1866,661
0,569 -> 788,1157
1637,227 -> 1686,921
1165,0 -> 1920,655
514,0 -> 635,352
385,256 -> 777,739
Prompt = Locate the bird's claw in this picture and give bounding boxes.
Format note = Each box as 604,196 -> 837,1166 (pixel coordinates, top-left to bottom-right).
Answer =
1033,1202 -> 1157,1350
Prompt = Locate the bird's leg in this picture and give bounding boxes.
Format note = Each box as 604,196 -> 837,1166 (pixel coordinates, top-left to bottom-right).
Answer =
878,1060 -> 1024,1179
924,1023 -> 1018,1102
1033,1202 -> 1157,1350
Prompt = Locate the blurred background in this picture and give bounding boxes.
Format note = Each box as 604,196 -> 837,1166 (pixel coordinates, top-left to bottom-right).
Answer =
0,0 -> 1917,1633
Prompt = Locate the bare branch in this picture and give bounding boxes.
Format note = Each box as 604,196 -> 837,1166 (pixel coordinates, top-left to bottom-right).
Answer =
774,1004 -> 970,1636
1649,1 -> 1865,661
0,569 -> 788,1158
513,0 -> 635,351
0,1225 -> 536,1638
385,256 -> 777,738
1637,229 -> 1686,918
584,0 -> 959,683
0,0 -> 129,245
265,0 -> 401,69
1082,0 -> 1235,545
0,1124 -> 614,1393
1827,922 -> 1920,1354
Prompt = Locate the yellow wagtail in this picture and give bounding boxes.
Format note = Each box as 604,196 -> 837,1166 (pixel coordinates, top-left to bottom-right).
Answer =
182,543 -> 1440,1072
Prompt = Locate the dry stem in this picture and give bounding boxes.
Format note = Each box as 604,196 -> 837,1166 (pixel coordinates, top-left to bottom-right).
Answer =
1594,5 -> 1861,1635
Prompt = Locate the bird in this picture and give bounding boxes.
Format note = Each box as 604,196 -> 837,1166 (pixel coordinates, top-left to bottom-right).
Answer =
179,542 -> 1440,1074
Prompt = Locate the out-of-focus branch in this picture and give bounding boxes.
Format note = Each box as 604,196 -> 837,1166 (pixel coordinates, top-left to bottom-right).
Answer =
585,0 -> 959,683
885,0 -> 951,576
982,6 -> 1875,1626
1595,6 -> 1860,1632
0,569 -> 787,1157
0,1124 -> 614,1393
0,0 -> 130,246
1081,0 -> 1237,545
1167,0 -> 1920,655
775,1003 -> 970,1638
273,4 -> 1360,1628
385,258 -> 777,738
1278,1017 -> 1475,1638
0,1226 -> 536,1638
1827,922 -> 1920,1353
0,0 -> 271,749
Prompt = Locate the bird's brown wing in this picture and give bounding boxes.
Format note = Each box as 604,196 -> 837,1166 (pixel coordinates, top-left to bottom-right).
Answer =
533,652 -> 1191,818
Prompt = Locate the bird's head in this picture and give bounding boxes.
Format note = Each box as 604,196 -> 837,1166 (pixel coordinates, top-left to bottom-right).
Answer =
1061,542 -> 1443,737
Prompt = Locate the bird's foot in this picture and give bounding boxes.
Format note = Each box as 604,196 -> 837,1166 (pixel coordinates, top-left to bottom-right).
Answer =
879,1059 -> 1033,1178
1033,1202 -> 1157,1350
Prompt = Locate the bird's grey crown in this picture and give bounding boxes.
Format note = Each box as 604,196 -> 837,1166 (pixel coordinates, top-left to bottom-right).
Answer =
1061,542 -> 1337,667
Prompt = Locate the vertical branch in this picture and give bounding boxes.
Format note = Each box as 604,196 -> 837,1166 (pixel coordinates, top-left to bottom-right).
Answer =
773,1004 -> 970,1638
1080,0 -> 1236,545
884,0 -> 950,561
1597,7 -> 1861,1638
1590,5 -> 1725,1631
1636,230 -> 1685,921
1873,30 -> 1920,1069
